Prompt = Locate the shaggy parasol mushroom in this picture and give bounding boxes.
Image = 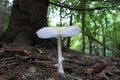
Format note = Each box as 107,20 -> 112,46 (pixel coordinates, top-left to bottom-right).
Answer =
36,26 -> 80,76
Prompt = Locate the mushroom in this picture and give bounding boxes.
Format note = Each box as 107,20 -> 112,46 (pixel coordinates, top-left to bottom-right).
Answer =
36,26 -> 80,76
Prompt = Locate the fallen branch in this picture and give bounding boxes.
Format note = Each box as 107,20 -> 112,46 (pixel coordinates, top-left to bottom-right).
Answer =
87,62 -> 108,75
41,63 -> 57,69
66,59 -> 94,66
32,55 -> 51,61
5,48 -> 32,55
66,74 -> 83,80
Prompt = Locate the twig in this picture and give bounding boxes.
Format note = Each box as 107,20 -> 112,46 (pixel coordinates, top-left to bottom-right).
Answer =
65,74 -> 83,80
101,72 -> 109,80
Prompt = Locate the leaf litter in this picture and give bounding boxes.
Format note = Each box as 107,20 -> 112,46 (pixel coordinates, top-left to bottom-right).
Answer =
0,42 -> 120,80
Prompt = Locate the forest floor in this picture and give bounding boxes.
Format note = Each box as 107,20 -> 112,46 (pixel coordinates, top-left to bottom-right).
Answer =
0,42 -> 120,80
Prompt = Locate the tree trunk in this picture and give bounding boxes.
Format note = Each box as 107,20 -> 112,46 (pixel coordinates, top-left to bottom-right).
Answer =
103,36 -> 106,56
89,40 -> 92,54
1,0 -> 56,47
81,1 -> 86,53
66,15 -> 73,48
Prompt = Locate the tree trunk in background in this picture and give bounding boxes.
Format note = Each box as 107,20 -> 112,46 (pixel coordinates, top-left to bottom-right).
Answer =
81,1 -> 86,53
89,39 -> 92,54
66,15 -> 73,48
103,16 -> 108,56
1,0 -> 56,47
103,36 -> 106,56
59,6 -> 62,26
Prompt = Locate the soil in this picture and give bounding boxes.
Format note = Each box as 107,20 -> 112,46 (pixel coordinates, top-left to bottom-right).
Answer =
0,42 -> 120,80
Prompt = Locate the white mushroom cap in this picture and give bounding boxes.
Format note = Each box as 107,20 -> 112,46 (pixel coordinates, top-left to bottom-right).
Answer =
36,26 -> 80,39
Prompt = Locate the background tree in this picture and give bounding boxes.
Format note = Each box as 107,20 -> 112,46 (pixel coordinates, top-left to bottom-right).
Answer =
1,0 -> 56,47
0,0 -> 10,36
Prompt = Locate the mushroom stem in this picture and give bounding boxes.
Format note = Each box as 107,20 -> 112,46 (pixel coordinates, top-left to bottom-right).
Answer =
57,35 -> 65,75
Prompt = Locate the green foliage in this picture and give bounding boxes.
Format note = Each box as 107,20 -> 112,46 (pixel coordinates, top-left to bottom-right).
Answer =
48,0 -> 120,57
0,0 -> 11,36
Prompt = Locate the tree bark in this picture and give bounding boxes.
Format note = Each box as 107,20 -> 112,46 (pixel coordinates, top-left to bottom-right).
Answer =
66,15 -> 73,48
1,0 -> 56,47
89,39 -> 92,54
81,1 -> 86,53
